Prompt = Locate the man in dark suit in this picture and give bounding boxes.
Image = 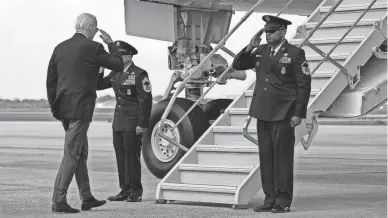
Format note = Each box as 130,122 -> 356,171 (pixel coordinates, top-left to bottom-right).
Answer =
233,15 -> 311,213
97,41 -> 152,203
46,13 -> 124,213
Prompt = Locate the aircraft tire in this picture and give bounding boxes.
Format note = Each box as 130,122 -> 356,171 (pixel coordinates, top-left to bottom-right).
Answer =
202,98 -> 234,121
142,98 -> 210,179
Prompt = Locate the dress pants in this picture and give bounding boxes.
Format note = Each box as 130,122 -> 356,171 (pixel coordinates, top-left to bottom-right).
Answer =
52,119 -> 93,203
112,131 -> 143,196
256,119 -> 295,208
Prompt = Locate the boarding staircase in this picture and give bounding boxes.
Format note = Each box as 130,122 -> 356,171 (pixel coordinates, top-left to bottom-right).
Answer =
155,0 -> 387,207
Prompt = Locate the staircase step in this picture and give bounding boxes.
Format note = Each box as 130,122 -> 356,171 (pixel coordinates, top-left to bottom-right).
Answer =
212,126 -> 257,145
196,145 -> 259,166
179,164 -> 253,186
307,53 -> 349,61
244,90 -> 253,108
309,59 -> 346,73
162,183 -> 237,193
160,183 -> 237,204
307,53 -> 348,75
304,42 -> 360,57
306,20 -> 375,38
320,3 -> 387,13
196,144 -> 259,152
180,164 -> 253,173
290,36 -> 365,45
311,76 -> 332,90
320,3 -> 387,23
306,19 -> 376,29
212,126 -> 256,133
245,89 -> 320,96
228,108 -> 254,126
339,0 -> 387,6
307,54 -> 348,75
312,71 -> 335,78
290,37 -> 364,58
243,91 -> 253,108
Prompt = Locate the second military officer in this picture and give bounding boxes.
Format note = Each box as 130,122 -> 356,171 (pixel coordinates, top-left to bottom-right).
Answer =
97,40 -> 153,202
233,15 -> 312,213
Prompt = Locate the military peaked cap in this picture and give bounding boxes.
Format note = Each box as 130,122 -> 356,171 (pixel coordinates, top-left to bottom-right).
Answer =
262,15 -> 292,31
114,40 -> 138,55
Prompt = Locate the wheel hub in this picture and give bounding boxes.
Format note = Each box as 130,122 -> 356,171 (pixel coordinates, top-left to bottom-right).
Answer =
151,119 -> 181,163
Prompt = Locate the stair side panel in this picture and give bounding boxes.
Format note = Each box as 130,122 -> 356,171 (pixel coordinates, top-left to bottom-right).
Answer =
235,163 -> 262,205
156,79 -> 256,201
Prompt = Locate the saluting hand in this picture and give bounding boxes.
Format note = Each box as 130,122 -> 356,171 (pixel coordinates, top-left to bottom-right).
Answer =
246,29 -> 264,52
290,116 -> 302,128
99,29 -> 113,44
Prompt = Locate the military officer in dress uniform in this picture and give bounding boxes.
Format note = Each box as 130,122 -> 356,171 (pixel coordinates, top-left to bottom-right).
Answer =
232,15 -> 311,213
97,40 -> 153,202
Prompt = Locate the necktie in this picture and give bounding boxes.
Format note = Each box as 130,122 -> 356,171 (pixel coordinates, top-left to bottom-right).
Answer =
270,50 -> 275,58
269,50 -> 275,63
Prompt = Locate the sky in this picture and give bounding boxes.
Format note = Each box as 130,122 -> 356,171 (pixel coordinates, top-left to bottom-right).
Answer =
0,0 -> 306,100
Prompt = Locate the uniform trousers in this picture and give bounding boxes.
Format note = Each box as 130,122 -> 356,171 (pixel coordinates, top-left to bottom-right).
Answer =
112,131 -> 143,196
52,119 -> 93,203
256,119 -> 295,208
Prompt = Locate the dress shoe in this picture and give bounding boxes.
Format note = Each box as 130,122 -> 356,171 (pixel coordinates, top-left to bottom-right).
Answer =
52,202 -> 80,213
253,204 -> 273,212
271,205 -> 291,213
81,197 -> 106,211
127,194 -> 142,202
108,189 -> 129,201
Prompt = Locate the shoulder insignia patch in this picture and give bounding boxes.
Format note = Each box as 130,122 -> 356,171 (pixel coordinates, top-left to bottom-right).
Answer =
142,77 -> 152,93
301,60 -> 311,75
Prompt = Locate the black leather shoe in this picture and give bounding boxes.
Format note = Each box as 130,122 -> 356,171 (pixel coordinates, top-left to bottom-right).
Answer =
81,197 -> 106,211
107,189 -> 129,201
127,194 -> 142,202
271,205 -> 291,213
253,204 -> 273,212
52,203 -> 80,213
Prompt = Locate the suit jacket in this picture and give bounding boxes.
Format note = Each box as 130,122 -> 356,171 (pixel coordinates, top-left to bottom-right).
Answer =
232,40 -> 311,121
46,33 -> 124,122
97,62 -> 153,131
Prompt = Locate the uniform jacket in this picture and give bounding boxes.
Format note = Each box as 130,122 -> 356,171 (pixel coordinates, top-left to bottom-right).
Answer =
232,40 -> 311,121
46,33 -> 124,122
97,62 -> 153,131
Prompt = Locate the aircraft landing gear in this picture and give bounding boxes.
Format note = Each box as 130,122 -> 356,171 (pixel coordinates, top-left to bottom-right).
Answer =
142,98 -> 210,179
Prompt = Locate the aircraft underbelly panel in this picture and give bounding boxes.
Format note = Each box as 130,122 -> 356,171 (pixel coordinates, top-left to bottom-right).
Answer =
124,0 -> 176,41
136,0 -> 323,15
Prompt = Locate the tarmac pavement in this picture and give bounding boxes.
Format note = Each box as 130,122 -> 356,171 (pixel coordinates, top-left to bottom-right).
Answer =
0,122 -> 386,218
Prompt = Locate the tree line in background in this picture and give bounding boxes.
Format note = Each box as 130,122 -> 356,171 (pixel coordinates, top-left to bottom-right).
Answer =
0,95 -> 164,109
1,95 -> 386,115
